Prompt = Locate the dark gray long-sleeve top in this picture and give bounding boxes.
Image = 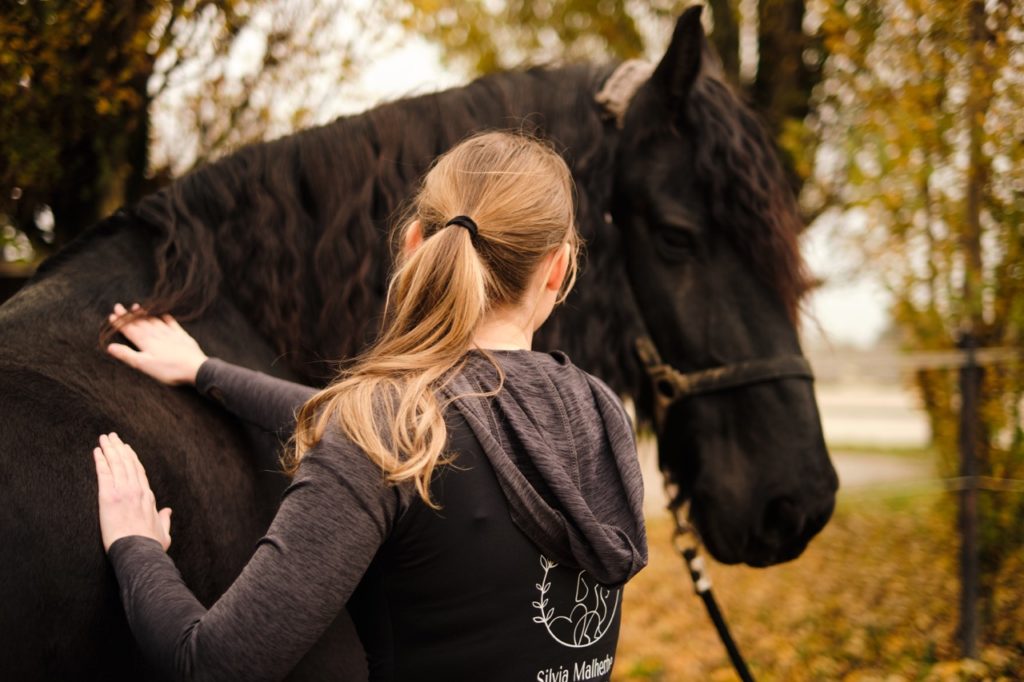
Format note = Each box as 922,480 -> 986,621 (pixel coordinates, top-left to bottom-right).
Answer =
107,350 -> 646,681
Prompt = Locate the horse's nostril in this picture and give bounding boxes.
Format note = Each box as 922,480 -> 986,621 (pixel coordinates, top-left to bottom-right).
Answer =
761,496 -> 804,540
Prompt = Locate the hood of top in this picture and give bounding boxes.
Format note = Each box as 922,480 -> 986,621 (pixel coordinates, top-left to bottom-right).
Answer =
441,349 -> 648,586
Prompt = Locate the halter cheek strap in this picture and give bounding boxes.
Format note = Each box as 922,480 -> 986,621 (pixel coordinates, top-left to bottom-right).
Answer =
634,335 -> 815,434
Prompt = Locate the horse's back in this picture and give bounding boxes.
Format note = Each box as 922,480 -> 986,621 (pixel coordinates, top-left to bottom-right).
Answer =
0,226 -> 366,680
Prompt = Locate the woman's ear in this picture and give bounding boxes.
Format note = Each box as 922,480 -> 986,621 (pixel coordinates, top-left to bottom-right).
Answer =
402,220 -> 424,257
544,242 -> 571,292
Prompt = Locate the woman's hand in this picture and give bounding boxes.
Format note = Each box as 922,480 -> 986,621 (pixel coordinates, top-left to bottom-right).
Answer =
107,302 -> 208,386
94,432 -> 172,553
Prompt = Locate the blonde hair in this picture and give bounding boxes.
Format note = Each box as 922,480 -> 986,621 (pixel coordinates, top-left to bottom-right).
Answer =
286,130 -> 581,506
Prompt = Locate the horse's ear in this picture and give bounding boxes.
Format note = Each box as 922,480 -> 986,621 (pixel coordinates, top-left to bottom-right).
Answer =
651,6 -> 706,109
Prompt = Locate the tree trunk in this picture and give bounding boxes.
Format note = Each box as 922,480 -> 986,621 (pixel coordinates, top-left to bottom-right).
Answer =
707,0 -> 741,84
37,5 -> 155,251
962,0 -> 987,331
753,0 -> 819,194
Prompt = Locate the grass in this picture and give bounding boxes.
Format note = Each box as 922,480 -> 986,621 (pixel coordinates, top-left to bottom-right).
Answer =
613,489 -> 1023,681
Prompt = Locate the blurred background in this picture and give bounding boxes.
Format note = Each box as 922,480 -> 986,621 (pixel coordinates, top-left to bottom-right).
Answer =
1,1 -> 1021,679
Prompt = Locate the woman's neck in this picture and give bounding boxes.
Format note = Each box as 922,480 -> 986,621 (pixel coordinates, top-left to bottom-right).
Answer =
471,311 -> 534,351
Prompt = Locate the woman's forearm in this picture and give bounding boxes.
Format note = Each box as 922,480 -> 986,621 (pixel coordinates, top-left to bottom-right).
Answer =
196,358 -> 317,439
105,438 -> 399,681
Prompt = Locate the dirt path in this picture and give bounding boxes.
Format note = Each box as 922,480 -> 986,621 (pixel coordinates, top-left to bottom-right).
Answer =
830,449 -> 933,489
637,439 -> 935,517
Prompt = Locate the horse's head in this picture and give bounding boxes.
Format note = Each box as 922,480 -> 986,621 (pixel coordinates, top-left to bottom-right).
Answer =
610,8 -> 838,566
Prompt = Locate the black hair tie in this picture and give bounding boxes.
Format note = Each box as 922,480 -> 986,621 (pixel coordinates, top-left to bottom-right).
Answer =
445,215 -> 479,240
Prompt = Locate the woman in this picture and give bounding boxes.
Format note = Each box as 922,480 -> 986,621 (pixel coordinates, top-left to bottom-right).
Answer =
95,131 -> 647,681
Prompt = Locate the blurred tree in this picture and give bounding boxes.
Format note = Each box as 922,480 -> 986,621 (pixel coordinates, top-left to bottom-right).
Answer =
394,0 -> 823,194
807,0 -> 1024,637
0,0 -> 383,262
755,0 -> 824,192
390,0 -> 650,74
1,2 -> 160,257
707,0 -> 740,81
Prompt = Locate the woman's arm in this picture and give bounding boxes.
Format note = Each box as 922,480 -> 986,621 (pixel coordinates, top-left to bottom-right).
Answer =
107,303 -> 316,436
195,358 -> 315,439
95,428 -> 399,682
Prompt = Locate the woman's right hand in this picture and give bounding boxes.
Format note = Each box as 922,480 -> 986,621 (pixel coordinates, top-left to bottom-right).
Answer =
107,302 -> 208,386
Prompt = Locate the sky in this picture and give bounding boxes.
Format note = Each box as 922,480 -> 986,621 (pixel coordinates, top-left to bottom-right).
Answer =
802,227 -> 890,349
330,36 -> 891,350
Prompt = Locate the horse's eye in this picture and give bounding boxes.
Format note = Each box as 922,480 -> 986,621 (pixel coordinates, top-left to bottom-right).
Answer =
657,226 -> 696,258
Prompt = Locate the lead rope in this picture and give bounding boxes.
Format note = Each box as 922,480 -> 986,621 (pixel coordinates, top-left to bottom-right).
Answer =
666,483 -> 756,682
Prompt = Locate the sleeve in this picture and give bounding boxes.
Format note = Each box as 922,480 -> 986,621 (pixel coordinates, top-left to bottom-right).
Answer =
195,357 -> 317,439
106,430 -> 400,682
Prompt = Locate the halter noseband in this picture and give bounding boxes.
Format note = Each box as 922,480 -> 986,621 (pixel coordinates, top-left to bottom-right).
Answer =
635,336 -> 815,434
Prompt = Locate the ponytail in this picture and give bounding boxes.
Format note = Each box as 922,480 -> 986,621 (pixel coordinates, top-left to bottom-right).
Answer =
286,130 -> 579,507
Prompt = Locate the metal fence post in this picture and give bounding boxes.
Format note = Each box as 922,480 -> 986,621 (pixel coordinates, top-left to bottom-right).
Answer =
957,331 -> 981,658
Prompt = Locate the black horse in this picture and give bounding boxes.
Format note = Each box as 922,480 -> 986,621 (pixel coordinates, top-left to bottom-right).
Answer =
0,8 -> 836,679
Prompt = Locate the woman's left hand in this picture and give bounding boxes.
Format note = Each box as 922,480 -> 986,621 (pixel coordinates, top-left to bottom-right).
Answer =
94,432 -> 172,553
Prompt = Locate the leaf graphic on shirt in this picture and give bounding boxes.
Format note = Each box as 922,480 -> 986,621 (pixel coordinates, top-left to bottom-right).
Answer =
575,572 -> 590,602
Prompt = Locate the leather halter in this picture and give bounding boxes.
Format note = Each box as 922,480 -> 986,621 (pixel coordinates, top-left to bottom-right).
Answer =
635,336 -> 815,434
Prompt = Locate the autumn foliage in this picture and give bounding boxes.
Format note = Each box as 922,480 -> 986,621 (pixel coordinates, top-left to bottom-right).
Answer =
615,494 -> 1023,680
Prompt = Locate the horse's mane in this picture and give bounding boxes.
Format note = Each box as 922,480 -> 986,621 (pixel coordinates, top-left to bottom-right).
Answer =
684,70 -> 810,323
67,63 -> 639,388
35,57 -> 806,396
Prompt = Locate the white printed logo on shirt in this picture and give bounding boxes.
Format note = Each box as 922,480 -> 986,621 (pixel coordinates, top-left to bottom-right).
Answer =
531,555 -> 620,648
